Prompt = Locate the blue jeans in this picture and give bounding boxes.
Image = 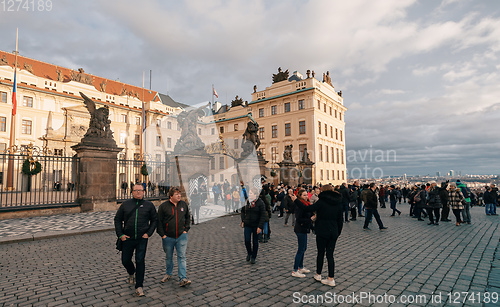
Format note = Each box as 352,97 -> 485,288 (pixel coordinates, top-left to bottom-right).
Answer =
390,200 -> 400,215
121,238 -> 148,289
244,226 -> 259,259
342,202 -> 349,221
294,232 -> 308,271
485,203 -> 495,215
162,233 -> 188,281
461,202 -> 471,223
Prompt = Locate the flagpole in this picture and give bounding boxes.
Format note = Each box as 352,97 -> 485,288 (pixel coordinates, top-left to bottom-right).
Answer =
141,71 -> 145,159
6,28 -> 18,190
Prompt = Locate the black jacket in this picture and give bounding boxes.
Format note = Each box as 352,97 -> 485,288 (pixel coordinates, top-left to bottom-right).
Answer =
364,189 -> 378,209
114,198 -> 158,240
241,198 -> 266,229
294,199 -> 313,234
295,190 -> 343,239
427,187 -> 442,209
157,200 -> 191,239
283,195 -> 296,213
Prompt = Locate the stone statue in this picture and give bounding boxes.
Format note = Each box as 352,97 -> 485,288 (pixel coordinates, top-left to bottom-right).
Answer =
174,107 -> 206,153
71,68 -> 93,85
301,148 -> 311,163
0,55 -> 8,65
100,80 -> 107,92
312,70 -> 315,78
272,67 -> 289,83
24,63 -> 34,74
338,90 -> 342,97
323,71 -> 332,86
80,92 -> 116,147
231,95 -> 245,107
306,70 -> 311,78
56,69 -> 64,82
121,86 -> 127,96
241,121 -> 261,158
283,144 -> 293,162
253,85 -> 257,93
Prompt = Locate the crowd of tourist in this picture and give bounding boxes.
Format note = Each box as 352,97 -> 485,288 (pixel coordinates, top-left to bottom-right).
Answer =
114,179 -> 499,296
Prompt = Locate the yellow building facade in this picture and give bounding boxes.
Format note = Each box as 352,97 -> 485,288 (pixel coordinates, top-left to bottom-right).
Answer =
214,70 -> 347,186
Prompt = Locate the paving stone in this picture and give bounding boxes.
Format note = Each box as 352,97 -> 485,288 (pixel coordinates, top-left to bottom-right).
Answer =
0,205 -> 498,305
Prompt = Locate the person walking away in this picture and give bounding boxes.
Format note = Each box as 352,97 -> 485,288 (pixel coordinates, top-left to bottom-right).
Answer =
426,181 -> 442,225
157,187 -> 192,287
241,188 -> 266,264
448,183 -> 465,226
294,185 -> 343,286
484,186 -> 496,216
114,184 -> 158,297
232,187 -> 241,213
190,188 -> 202,225
291,189 -> 314,278
456,180 -> 472,224
363,183 -> 388,231
388,185 -> 401,216
283,188 -> 296,226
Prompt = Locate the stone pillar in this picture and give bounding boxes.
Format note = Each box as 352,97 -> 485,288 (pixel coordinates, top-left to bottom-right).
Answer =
170,153 -> 210,196
72,144 -> 123,212
298,161 -> 315,185
278,161 -> 299,187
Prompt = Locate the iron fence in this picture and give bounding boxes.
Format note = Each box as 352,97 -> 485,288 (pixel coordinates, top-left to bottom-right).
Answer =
0,154 -> 79,209
116,159 -> 171,201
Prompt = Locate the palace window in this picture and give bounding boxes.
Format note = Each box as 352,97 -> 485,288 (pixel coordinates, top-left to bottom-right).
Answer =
220,126 -> 224,134
319,144 -> 323,161
234,123 -> 238,131
318,121 -> 321,135
0,91 -> 7,103
271,147 -> 278,164
22,119 -> 32,134
284,102 -> 290,113
324,124 -> 327,137
0,117 -> 5,132
259,127 -> 265,140
317,100 -> 321,109
219,157 -> 225,170
299,121 -> 306,134
156,136 -> 162,147
135,116 -> 141,126
210,158 -> 215,170
234,139 -> 239,149
340,130 -> 343,141
324,103 -> 326,112
271,105 -> 277,115
325,146 -> 329,162
259,108 -> 264,117
272,125 -> 277,138
284,123 -> 291,136
299,144 -> 307,161
167,137 -> 172,148
134,134 -> 140,146
168,121 -> 172,129
298,99 -> 305,110
54,149 -> 63,156
23,96 -> 33,107
120,114 -> 127,123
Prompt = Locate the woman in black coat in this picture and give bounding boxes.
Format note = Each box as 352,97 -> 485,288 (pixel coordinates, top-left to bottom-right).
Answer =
295,185 -> 343,287
240,188 -> 266,264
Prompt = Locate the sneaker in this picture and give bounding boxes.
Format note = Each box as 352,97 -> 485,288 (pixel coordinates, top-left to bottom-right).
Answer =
160,274 -> 172,283
135,287 -> 145,296
434,222 -> 439,226
179,279 -> 191,287
379,227 -> 388,230
363,227 -> 371,230
314,274 -> 322,282
246,254 -> 251,262
250,257 -> 256,264
292,271 -> 306,278
128,274 -> 135,284
298,268 -> 311,273
321,278 -> 336,286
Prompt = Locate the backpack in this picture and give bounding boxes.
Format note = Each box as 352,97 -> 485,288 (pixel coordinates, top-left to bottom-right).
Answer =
414,191 -> 421,203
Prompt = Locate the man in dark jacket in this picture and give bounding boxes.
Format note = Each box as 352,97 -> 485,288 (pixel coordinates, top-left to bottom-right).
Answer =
157,187 -> 191,287
241,187 -> 266,264
439,182 -> 451,221
283,188 -> 296,226
114,184 -> 158,297
363,183 -> 388,230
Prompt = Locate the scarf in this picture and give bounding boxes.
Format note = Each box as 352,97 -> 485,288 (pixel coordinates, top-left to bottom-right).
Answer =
299,198 -> 311,206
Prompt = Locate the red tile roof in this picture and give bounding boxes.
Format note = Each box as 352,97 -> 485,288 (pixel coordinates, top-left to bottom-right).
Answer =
0,49 -> 159,103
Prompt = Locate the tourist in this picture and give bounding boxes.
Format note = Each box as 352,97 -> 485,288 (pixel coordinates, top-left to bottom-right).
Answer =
339,183 -> 350,223
439,182 -> 451,222
157,187 -> 192,287
283,188 -> 296,227
241,187 -> 266,264
426,181 -> 442,225
388,185 -> 401,216
448,183 -> 465,226
456,180 -> 472,224
294,185 -> 343,286
114,184 -> 158,297
363,183 -> 388,231
190,188 -> 201,225
291,189 -> 314,278
484,186 -> 496,216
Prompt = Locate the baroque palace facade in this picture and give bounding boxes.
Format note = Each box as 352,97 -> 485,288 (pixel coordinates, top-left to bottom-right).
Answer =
0,49 -> 185,161
213,69 -> 347,186
0,49 -> 346,187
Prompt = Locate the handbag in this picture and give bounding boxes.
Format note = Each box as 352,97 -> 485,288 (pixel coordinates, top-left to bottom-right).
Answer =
116,237 -> 123,251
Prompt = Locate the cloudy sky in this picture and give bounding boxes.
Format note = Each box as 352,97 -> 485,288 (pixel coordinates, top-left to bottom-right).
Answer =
1,0 -> 499,177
